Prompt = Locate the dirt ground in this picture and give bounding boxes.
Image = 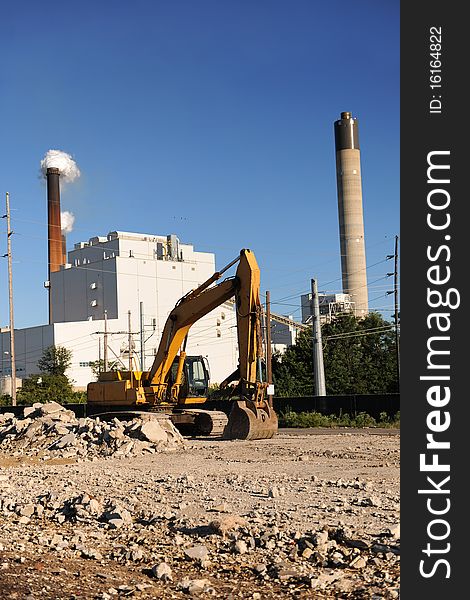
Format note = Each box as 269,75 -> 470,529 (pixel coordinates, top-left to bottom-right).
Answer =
0,430 -> 400,599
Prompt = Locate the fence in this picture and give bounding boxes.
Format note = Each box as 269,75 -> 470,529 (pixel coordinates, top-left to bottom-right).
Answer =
1,394 -> 400,421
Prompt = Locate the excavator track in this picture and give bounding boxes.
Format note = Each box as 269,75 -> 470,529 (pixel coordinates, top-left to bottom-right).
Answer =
181,409 -> 229,437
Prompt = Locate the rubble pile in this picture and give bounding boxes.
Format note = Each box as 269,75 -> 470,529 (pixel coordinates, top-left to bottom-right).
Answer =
0,402 -> 185,459
0,424 -> 400,597
0,480 -> 400,597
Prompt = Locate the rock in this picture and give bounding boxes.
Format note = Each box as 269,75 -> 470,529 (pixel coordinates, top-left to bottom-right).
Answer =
184,545 -> 209,562
350,556 -> 367,569
386,523 -> 400,539
107,518 -> 124,529
18,516 -> 30,525
139,420 -> 168,443
278,568 -> 299,581
23,406 -> 37,418
268,486 -> 280,498
179,578 -> 212,596
53,433 -> 76,449
152,562 -> 173,581
363,495 -> 382,507
19,504 -> 35,518
39,402 -> 64,416
209,515 -> 247,538
189,580 -> 213,596
88,498 -> 102,514
315,530 -> 329,547
254,563 -> 267,575
211,502 -> 229,513
106,507 -> 132,525
234,540 -> 248,554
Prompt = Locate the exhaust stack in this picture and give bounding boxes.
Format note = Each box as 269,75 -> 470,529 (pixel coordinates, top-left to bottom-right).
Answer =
46,167 -> 64,324
334,112 -> 369,317
46,167 -> 64,277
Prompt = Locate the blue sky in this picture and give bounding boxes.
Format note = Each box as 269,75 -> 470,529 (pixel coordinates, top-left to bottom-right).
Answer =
1,0 -> 399,329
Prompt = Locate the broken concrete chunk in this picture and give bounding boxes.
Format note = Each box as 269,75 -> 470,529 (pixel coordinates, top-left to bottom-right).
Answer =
152,562 -> 173,581
139,420 -> 168,443
39,402 -> 64,416
184,545 -> 209,561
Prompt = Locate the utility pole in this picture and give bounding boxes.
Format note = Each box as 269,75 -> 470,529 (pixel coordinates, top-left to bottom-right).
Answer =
140,301 -> 144,371
3,193 -> 16,405
265,291 -> 273,407
394,235 -> 400,386
311,279 -> 326,396
128,310 -> 133,372
387,236 -> 400,389
103,310 -> 108,371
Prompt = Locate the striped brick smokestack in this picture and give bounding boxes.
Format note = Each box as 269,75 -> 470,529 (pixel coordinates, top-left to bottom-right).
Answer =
46,167 -> 64,278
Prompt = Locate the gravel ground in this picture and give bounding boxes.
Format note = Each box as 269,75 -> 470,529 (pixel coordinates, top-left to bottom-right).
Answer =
0,430 -> 400,599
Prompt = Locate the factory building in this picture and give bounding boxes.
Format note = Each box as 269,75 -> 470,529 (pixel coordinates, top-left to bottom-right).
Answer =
1,231 -> 238,389
301,292 -> 355,325
270,317 -> 298,354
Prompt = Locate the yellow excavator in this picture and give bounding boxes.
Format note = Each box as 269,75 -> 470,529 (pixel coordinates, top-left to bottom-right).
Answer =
87,249 -> 278,440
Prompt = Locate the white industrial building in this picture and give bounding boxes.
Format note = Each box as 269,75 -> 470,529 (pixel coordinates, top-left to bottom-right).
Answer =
301,292 -> 355,324
0,232 -> 238,390
270,316 -> 299,353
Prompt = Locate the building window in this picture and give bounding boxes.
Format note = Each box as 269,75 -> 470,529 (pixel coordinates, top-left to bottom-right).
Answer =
79,362 -> 91,367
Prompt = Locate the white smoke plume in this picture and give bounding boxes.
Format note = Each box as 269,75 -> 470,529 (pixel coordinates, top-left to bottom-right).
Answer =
61,211 -> 75,234
40,149 -> 81,183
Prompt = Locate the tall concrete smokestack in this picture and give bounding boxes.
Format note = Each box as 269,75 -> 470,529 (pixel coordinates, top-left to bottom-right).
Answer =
334,112 -> 369,316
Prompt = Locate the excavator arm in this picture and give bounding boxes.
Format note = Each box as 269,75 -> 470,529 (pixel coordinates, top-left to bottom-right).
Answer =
146,277 -> 239,401
144,249 -> 277,439
146,250 -> 257,398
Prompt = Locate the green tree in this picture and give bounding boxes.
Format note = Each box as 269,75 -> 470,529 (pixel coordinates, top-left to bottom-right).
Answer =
16,345 -> 80,405
89,359 -> 119,379
272,331 -> 314,396
272,312 -> 398,396
0,393 -> 12,406
37,345 -> 72,376
16,373 -> 76,405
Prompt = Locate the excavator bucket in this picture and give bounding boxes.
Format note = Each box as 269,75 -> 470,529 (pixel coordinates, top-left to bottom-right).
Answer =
223,400 -> 278,440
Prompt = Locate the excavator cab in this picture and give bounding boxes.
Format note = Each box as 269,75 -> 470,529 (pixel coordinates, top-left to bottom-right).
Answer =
169,355 -> 210,402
